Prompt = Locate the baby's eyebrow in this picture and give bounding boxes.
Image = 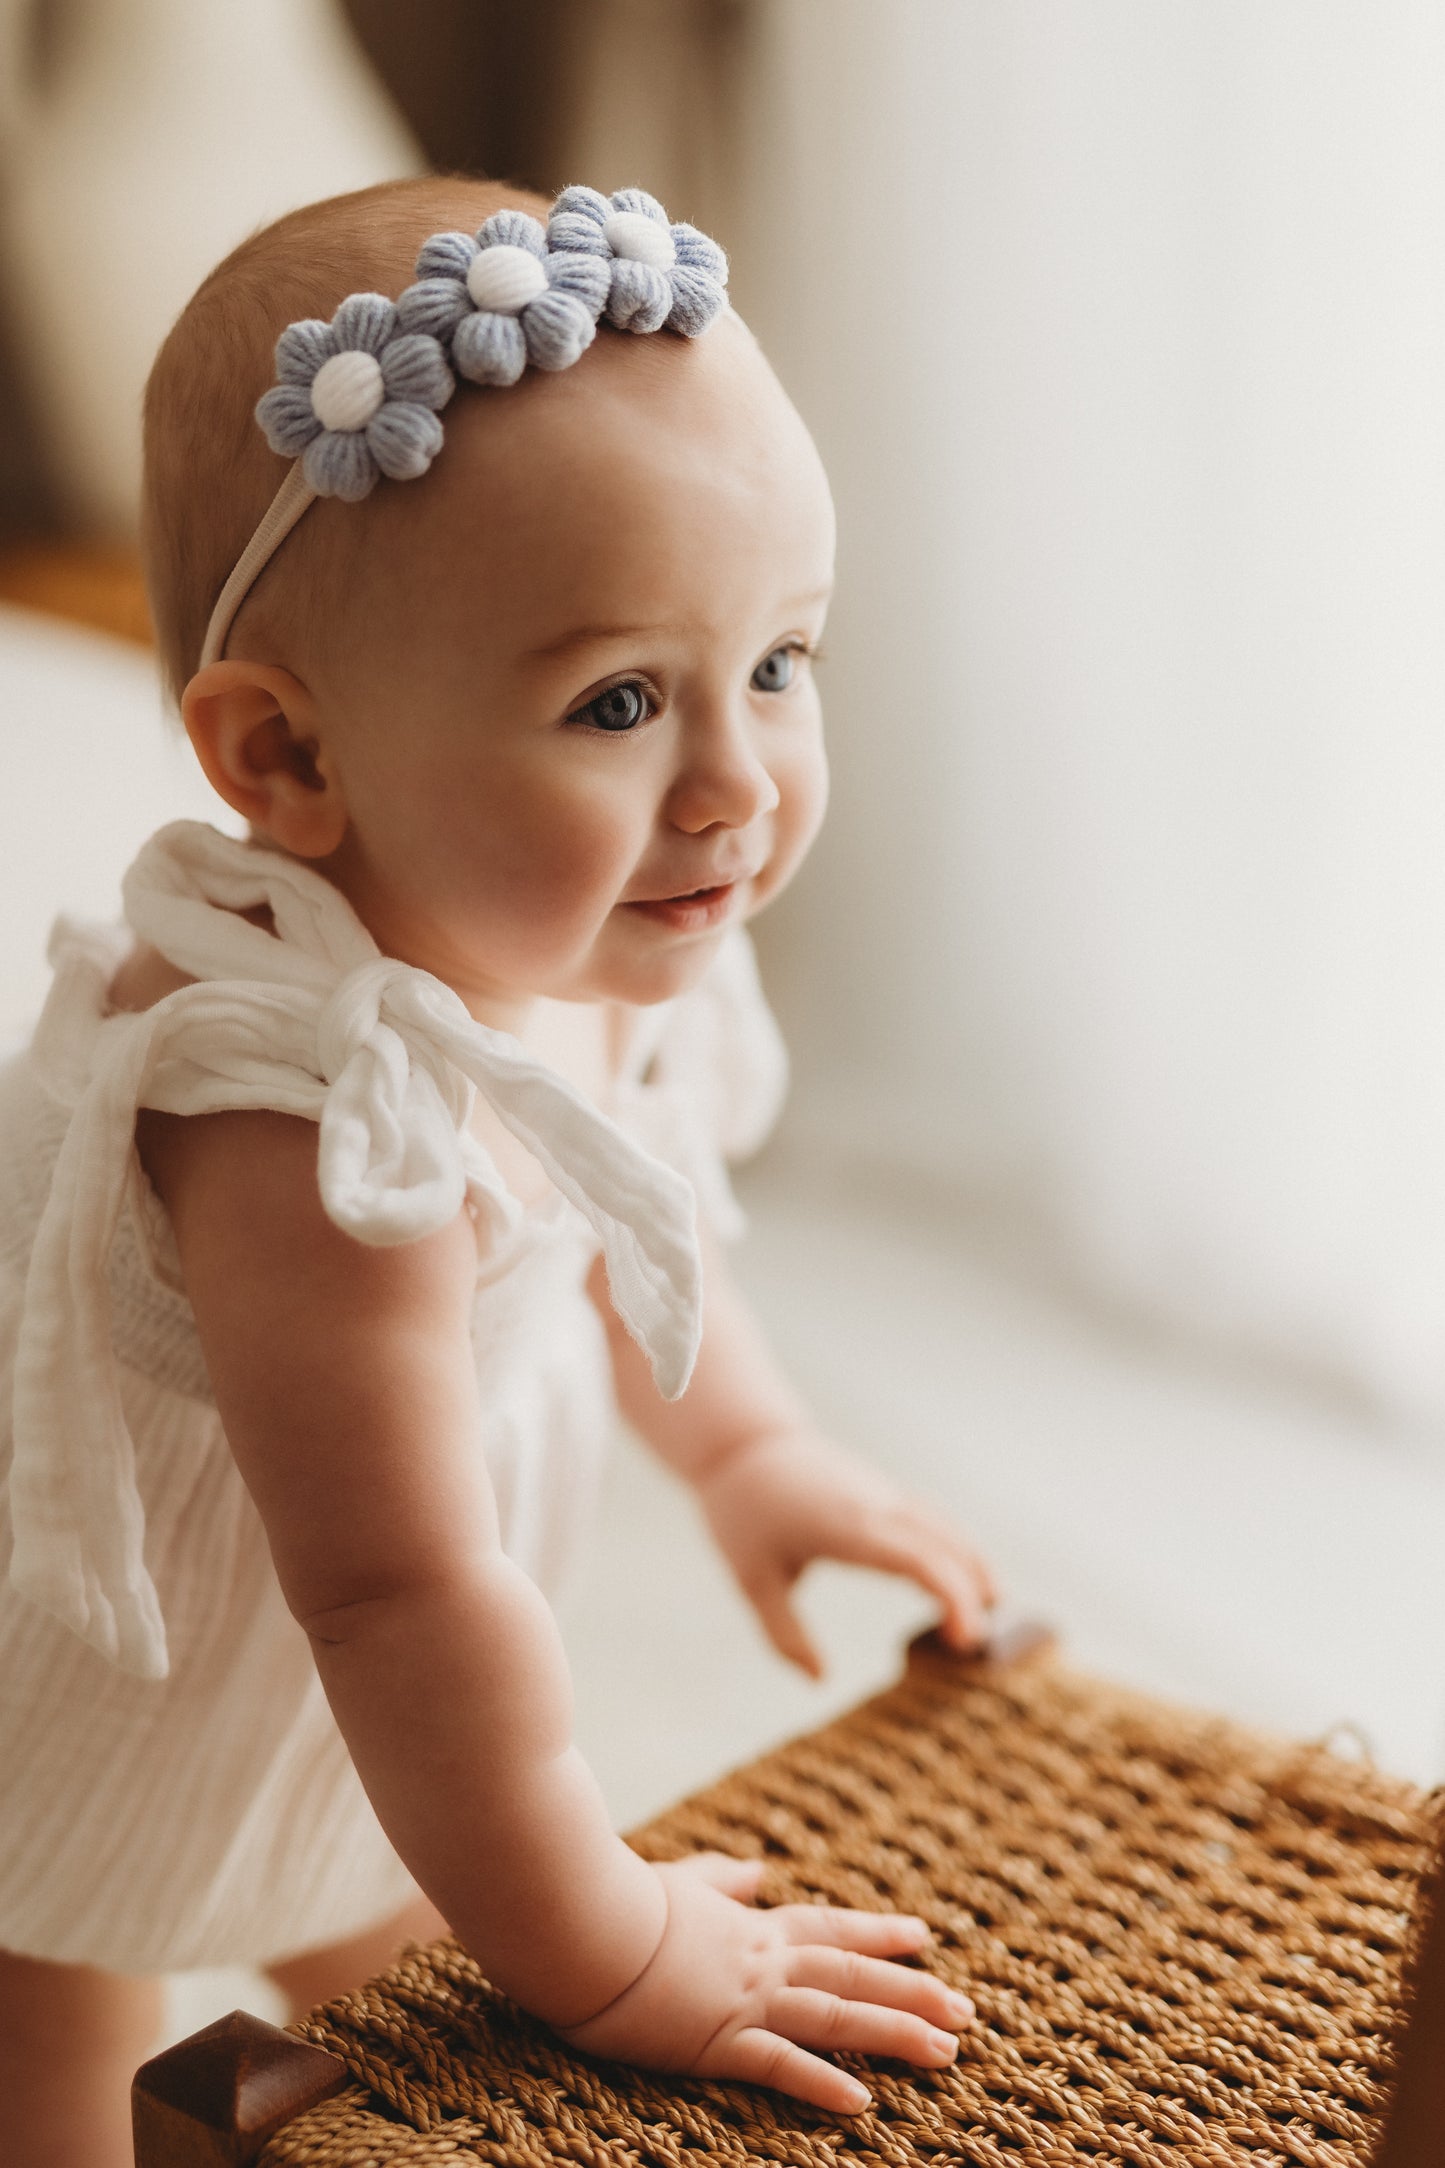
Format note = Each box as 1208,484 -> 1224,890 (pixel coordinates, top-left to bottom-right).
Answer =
525,623 -> 666,663
524,588 -> 834,667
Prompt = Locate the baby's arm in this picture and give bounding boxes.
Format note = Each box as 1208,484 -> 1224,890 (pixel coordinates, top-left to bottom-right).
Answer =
146,1107 -> 664,2019
142,1108 -> 969,2110
591,1236 -> 996,1674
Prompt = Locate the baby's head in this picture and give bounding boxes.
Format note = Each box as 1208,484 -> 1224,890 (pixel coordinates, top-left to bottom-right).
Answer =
143,177 -> 833,1018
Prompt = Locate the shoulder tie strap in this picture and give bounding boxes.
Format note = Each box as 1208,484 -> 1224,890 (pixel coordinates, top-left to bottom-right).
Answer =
8,823 -> 702,1678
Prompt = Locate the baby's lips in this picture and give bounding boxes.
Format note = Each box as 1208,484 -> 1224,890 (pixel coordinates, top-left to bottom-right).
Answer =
624,857 -> 766,904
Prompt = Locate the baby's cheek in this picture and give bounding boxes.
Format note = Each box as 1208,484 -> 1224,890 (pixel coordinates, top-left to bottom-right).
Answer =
453,785 -> 635,957
513,790 -> 635,914
768,731 -> 829,891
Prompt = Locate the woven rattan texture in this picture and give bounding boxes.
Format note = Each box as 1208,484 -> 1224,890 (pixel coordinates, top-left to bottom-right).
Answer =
264,1645 -> 1438,2168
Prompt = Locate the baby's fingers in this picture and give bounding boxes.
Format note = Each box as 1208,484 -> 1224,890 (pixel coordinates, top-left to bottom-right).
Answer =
789,1946 -> 973,2030
768,1986 -> 960,2068
666,1851 -> 766,1901
778,1903 -> 931,1955
876,1529 -> 994,1651
702,2026 -> 872,2115
744,1568 -> 824,1678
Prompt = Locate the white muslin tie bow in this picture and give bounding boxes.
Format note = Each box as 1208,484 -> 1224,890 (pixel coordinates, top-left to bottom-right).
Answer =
7,822 -> 703,1680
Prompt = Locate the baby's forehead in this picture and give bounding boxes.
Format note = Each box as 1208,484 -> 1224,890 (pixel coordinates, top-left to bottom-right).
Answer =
451,311 -> 796,487
348,312 -> 831,628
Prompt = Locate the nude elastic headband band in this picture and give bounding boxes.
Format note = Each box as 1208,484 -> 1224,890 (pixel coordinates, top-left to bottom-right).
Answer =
199,186 -> 729,670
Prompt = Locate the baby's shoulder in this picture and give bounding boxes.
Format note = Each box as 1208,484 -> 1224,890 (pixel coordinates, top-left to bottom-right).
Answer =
106,900 -> 279,1017
105,941 -> 195,1015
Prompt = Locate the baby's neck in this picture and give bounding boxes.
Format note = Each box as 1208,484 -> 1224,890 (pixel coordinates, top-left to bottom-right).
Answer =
449,980 -> 544,1041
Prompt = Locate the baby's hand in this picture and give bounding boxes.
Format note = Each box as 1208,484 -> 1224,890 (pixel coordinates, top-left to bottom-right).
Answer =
557,1852 -> 971,2113
697,1431 -> 996,1675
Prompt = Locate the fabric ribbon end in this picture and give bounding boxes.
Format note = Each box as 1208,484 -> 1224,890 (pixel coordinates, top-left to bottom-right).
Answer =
6,1537 -> 170,1680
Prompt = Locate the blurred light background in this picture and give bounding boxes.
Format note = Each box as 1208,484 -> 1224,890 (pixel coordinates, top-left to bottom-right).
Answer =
1,0 -> 1443,2032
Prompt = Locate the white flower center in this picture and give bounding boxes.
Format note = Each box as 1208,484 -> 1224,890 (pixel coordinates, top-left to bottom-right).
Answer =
310,349 -> 385,433
466,244 -> 548,314
603,210 -> 676,270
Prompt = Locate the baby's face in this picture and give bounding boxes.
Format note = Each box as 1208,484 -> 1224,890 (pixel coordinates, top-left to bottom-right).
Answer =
300,314 -> 834,1016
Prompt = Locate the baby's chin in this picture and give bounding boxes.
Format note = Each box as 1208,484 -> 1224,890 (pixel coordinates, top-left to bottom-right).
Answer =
579,916 -> 739,1010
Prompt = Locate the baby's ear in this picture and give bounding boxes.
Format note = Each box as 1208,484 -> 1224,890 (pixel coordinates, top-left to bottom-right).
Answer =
181,662 -> 346,857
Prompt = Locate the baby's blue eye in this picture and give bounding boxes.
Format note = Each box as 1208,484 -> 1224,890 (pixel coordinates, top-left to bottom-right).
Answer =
576,682 -> 650,732
751,645 -> 797,693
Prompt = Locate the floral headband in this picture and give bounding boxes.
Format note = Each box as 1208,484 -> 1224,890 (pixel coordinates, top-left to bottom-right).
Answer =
198,186 -> 729,670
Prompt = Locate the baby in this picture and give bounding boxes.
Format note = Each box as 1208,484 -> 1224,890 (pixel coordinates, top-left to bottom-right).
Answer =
0,175 -> 995,2164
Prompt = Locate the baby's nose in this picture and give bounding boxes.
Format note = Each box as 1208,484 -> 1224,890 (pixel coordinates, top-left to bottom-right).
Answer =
666,720 -> 781,832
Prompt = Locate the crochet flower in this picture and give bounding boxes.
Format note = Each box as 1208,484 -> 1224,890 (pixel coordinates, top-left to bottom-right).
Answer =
545,186 -> 728,337
255,294 -> 455,502
397,209 -> 609,388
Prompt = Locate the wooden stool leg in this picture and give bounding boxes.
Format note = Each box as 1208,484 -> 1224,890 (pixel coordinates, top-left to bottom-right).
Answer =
1375,1853 -> 1445,2168
906,1618 -> 1059,1675
131,2009 -> 349,2167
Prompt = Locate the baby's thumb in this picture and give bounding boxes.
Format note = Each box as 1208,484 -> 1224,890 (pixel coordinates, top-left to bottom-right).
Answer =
748,1574 -> 824,1678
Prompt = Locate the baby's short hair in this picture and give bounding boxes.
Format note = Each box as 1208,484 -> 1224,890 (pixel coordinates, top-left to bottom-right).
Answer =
141,175 -> 550,703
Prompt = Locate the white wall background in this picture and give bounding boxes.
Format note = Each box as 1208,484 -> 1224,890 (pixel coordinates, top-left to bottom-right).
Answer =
739,1 -> 1445,1428
0,0 -> 418,531
0,608 -> 238,1038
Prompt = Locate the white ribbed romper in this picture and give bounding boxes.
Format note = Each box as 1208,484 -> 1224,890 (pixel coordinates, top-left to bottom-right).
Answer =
0,821 -> 785,1975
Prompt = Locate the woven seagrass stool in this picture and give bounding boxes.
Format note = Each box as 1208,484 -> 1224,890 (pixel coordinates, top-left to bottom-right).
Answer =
131,1629 -> 1445,2167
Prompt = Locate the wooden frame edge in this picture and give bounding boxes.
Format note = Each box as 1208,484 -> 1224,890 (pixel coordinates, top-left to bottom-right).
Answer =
131,2007 -> 350,2167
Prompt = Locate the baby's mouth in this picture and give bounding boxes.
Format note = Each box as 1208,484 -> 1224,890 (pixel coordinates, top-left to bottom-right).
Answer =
623,882 -> 740,931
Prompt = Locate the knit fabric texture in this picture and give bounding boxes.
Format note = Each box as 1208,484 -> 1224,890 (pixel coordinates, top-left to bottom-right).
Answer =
399,208 -> 610,386
265,1638 -> 1438,2167
253,187 -> 728,500
545,186 -> 729,336
256,293 -> 454,501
